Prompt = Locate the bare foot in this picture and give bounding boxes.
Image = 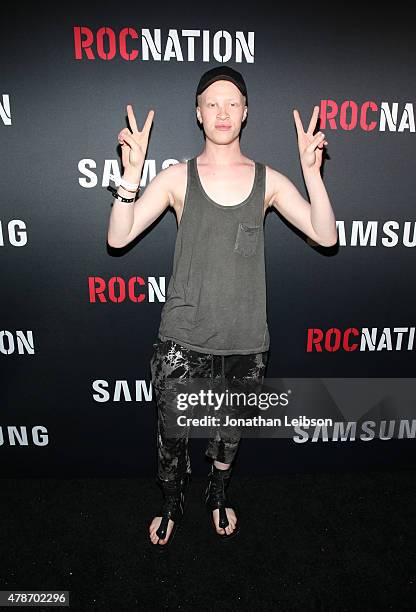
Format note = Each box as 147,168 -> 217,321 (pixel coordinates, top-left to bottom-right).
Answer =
212,507 -> 237,536
149,516 -> 174,545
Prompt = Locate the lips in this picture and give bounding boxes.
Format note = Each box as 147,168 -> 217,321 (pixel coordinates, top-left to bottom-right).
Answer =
215,125 -> 231,129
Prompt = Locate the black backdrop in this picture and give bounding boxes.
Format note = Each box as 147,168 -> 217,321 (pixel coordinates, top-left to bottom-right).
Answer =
1,3 -> 415,476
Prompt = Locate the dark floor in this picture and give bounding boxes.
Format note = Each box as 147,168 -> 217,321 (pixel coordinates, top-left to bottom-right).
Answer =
0,469 -> 415,611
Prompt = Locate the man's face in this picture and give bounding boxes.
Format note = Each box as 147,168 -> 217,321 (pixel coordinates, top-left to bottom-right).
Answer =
196,80 -> 247,143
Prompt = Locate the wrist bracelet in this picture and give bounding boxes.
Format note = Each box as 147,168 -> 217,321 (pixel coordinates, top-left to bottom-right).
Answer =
107,185 -> 136,203
120,185 -> 140,193
108,173 -> 140,191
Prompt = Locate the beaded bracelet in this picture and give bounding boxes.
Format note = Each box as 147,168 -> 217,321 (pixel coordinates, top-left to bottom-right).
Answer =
108,173 -> 140,191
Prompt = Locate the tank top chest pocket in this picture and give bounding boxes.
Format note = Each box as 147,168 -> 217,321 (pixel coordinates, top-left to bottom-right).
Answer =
234,222 -> 261,257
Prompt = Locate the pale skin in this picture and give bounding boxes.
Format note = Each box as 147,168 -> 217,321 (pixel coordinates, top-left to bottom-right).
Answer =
107,80 -> 337,544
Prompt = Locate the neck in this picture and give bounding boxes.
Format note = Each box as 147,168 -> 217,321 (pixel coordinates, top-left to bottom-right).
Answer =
198,138 -> 246,166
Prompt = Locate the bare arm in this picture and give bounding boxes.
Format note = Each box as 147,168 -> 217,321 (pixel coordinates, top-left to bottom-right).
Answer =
267,167 -> 337,247
107,104 -> 177,248
107,164 -> 175,248
266,104 -> 337,248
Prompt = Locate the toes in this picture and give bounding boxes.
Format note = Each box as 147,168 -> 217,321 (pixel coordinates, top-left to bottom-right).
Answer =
149,517 -> 161,531
211,508 -> 239,535
213,508 -> 238,535
149,516 -> 173,545
150,519 -> 174,545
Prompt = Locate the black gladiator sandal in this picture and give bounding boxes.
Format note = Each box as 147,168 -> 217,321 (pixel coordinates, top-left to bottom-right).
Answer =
150,472 -> 191,552
205,464 -> 240,540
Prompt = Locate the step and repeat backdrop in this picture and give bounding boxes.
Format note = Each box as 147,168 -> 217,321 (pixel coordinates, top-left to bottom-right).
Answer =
1,4 -> 415,476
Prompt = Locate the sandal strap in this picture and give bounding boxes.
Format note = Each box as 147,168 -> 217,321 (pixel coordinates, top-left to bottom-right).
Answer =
155,473 -> 190,538
218,506 -> 229,529
205,465 -> 236,526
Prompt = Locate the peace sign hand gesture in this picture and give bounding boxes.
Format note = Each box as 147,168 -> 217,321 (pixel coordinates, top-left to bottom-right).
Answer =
117,105 -> 155,172
293,105 -> 328,173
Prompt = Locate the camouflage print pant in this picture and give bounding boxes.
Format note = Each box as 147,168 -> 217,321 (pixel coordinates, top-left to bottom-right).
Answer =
150,338 -> 268,482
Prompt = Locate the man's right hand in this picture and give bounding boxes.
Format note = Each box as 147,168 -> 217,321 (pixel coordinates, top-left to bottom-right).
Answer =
117,104 -> 155,175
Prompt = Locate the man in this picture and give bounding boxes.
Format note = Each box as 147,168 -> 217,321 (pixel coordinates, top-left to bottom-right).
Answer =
107,66 -> 337,549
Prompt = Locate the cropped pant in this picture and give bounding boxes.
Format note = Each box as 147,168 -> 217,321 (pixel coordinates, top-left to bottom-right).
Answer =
150,338 -> 268,482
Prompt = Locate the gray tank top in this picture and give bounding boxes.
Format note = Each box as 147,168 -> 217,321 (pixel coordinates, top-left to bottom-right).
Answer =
158,155 -> 270,355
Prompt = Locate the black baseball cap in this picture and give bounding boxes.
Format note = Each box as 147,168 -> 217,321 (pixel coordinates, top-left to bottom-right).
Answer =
195,66 -> 247,106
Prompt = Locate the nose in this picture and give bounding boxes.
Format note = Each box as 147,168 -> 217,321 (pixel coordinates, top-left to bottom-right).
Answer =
217,104 -> 229,119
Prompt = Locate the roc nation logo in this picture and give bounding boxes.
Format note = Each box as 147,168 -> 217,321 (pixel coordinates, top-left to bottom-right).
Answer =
88,276 -> 166,303
307,326 -> 416,353
73,27 -> 255,62
319,100 -> 415,132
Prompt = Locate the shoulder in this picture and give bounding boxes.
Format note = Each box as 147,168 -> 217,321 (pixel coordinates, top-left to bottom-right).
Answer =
152,160 -> 187,206
155,160 -> 187,182
264,163 -> 289,185
264,164 -> 292,209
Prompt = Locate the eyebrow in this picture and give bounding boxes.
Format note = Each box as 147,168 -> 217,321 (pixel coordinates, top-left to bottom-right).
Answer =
205,98 -> 240,102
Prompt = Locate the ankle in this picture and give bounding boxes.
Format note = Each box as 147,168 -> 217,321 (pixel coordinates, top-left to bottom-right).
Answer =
213,460 -> 231,470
